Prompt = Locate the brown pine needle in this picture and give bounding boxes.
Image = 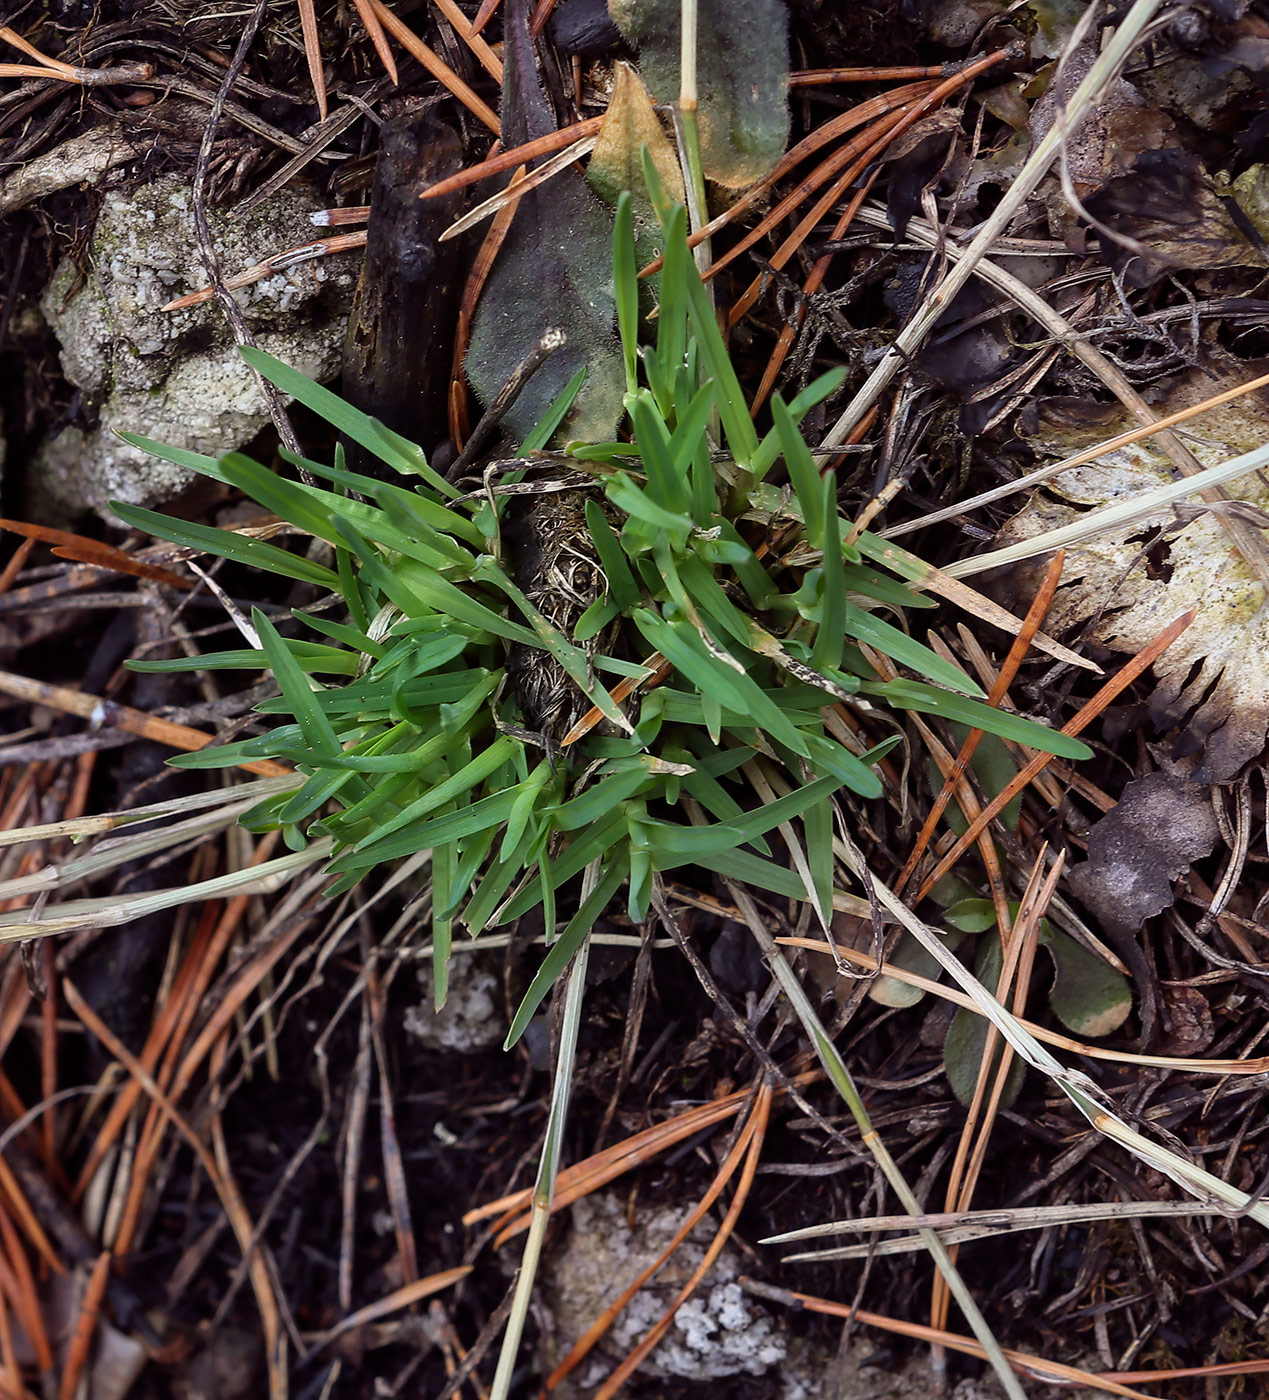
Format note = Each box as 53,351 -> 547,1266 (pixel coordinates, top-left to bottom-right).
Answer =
741,1281 -> 1165,1400
529,0 -> 558,35
716,45 -> 1012,322
591,1085 -> 773,1400
914,609 -> 1196,903
449,164 -> 527,446
421,116 -> 605,200
351,0 -> 399,85
0,25 -> 154,84
638,80 -> 941,280
546,1083 -> 769,1391
470,0 -> 503,35
367,0 -> 500,132
790,63 -> 950,84
57,1253 -> 112,1400
895,551 -> 1066,896
317,1266 -> 473,1345
430,0 -> 503,80
296,0 -> 328,121
0,517 -> 192,590
160,231 -> 367,312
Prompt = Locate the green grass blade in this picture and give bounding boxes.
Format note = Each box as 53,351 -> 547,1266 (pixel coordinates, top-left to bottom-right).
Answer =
239,345 -> 457,497
505,856 -> 626,1048
874,679 -> 1093,760
251,608 -> 343,762
629,392 -> 690,514
771,393 -> 825,550
110,502 -> 340,590
614,191 -> 639,395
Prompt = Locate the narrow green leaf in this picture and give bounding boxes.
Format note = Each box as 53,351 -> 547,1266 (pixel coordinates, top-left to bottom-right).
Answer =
239,345 -> 457,497
682,253 -> 759,468
634,611 -> 808,757
219,453 -> 340,545
874,680 -> 1092,760
252,609 -> 342,761
548,762 -> 657,831
811,480 -> 846,673
751,367 -> 847,480
432,841 -> 455,1007
501,761 -> 555,860
520,367 -> 588,452
585,500 -> 640,610
614,191 -> 639,394
110,502 -> 340,590
497,809 -> 627,923
505,856 -> 627,1048
629,392 -> 690,513
606,474 -> 693,538
771,393 -> 826,549
842,603 -> 984,695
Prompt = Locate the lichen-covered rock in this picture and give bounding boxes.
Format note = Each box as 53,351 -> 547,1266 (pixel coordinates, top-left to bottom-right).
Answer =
543,1192 -> 786,1387
36,177 -> 355,519
404,958 -> 506,1053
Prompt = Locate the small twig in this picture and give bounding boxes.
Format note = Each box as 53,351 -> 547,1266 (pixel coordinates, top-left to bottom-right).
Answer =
446,328 -> 567,478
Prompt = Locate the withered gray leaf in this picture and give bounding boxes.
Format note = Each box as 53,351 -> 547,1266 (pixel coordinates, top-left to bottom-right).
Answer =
465,0 -> 622,444
1066,771 -> 1220,941
608,0 -> 789,189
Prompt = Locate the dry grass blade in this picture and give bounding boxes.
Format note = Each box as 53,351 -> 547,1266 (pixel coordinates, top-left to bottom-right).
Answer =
591,1085 -> 772,1400
767,1198 -> 1246,1253
0,779 -> 298,851
914,610 -> 1195,903
883,367 -> 1269,540
822,0 -> 1171,446
740,1280 -> 1166,1400
778,934 -> 1269,1074
440,135 -> 598,240
847,534 -> 1096,671
855,205 -> 1269,587
422,117 -> 604,201
545,1082 -> 769,1391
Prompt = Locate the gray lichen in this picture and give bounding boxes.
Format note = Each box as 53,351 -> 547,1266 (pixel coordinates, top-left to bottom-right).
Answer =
36,177 -> 355,520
